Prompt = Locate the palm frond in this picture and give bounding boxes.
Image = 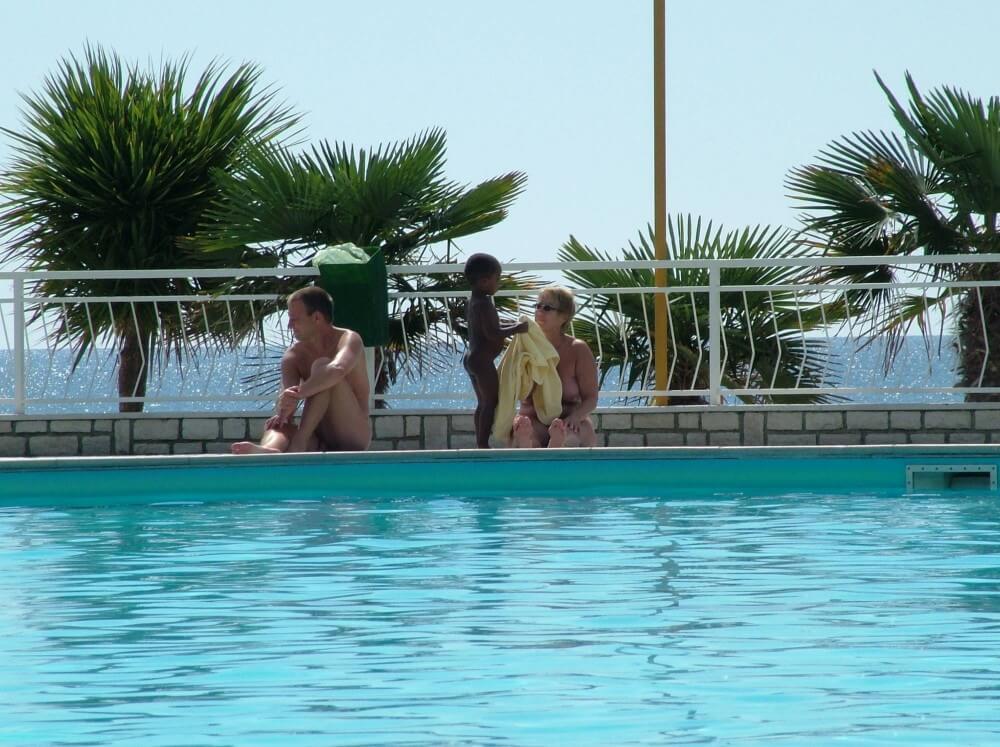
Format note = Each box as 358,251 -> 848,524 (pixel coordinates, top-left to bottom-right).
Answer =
0,45 -> 297,408
880,71 -> 1000,217
791,71 -> 1000,395
189,128 -> 529,399
559,216 -> 840,404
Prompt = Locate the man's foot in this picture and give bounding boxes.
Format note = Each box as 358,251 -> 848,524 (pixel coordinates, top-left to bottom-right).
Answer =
231,441 -> 282,455
548,418 -> 568,448
511,415 -> 537,448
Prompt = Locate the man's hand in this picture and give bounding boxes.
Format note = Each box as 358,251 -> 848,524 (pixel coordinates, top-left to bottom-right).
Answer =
268,385 -> 302,428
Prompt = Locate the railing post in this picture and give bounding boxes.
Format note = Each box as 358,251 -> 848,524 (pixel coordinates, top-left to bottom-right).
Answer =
652,0 -> 670,405
13,278 -> 26,415
708,264 -> 722,405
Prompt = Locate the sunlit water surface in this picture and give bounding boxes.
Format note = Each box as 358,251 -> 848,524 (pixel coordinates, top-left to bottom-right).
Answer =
2,490 -> 1000,745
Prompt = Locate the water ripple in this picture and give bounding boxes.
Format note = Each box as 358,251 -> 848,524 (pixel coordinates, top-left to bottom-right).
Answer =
2,491 -> 1000,745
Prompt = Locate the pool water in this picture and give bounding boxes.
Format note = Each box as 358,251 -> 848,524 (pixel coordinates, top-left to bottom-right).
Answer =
2,489 -> 1000,745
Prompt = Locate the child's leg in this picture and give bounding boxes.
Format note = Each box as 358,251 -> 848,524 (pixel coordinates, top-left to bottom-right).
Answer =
467,372 -> 484,445
475,365 -> 500,448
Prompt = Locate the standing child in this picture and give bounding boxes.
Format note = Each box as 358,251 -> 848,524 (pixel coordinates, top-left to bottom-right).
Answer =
463,253 -> 528,448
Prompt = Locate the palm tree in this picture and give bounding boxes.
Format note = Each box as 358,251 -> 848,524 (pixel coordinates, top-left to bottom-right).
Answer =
194,129 -> 530,399
0,46 -> 297,411
559,216 -> 842,404
787,72 -> 1000,400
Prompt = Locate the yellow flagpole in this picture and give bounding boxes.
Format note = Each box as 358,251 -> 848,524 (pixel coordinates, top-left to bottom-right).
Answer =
653,0 -> 670,404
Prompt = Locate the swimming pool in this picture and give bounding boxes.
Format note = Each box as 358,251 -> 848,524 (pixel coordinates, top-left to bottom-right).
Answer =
2,447 -> 1000,744
4,444 -> 1000,504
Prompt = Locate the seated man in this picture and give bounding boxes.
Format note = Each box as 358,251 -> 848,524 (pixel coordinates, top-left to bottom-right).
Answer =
232,286 -> 372,453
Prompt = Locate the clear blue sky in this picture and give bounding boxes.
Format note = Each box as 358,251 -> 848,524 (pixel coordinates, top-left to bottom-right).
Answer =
2,0 -> 999,263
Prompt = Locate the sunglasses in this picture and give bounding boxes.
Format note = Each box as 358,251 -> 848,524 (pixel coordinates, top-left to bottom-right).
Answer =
534,303 -> 561,312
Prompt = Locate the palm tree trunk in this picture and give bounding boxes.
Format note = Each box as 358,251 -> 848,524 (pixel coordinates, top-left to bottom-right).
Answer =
957,270 -> 1000,402
118,326 -> 152,412
668,359 -> 708,406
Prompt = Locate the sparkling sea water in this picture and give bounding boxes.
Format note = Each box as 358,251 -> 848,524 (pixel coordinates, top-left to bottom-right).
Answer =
0,335 -> 965,414
1,486 -> 999,745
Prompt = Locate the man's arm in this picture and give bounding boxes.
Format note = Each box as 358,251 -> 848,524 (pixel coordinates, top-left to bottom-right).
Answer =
268,351 -> 303,427
295,331 -> 363,399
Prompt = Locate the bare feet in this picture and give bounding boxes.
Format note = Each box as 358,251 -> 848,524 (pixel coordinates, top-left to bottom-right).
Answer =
231,441 -> 282,455
547,418 -> 568,448
511,415 -> 538,448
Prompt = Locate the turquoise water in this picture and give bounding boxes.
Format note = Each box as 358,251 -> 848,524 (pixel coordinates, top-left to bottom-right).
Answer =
2,489 -> 1000,745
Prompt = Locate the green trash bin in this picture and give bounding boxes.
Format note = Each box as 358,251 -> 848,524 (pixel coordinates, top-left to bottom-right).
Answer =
312,243 -> 389,347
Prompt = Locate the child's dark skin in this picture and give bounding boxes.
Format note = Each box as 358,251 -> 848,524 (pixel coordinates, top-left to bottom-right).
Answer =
464,272 -> 528,448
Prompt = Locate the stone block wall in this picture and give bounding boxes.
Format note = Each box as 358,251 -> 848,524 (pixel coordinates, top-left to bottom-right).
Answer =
2,405 -> 1000,457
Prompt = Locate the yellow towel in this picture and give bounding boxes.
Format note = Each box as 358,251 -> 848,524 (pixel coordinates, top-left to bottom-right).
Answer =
492,317 -> 563,443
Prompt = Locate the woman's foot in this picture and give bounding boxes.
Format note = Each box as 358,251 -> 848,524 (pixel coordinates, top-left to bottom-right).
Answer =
547,418 -> 568,448
511,415 -> 537,448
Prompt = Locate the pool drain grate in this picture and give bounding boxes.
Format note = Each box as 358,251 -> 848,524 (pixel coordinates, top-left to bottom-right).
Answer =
906,464 -> 998,491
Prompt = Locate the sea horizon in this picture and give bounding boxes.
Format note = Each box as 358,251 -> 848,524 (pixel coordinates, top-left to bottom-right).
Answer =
0,335 -> 964,415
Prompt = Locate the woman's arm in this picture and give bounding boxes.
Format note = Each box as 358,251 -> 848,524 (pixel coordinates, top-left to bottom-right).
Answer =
564,339 -> 598,430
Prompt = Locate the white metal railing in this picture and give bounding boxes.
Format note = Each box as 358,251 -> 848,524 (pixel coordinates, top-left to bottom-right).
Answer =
0,255 -> 998,414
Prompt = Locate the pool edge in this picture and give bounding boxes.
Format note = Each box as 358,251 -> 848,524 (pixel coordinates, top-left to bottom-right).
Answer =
3,444 -> 1000,507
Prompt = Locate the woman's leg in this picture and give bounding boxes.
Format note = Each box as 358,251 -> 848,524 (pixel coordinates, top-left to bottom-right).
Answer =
511,414 -> 542,447
547,416 -> 596,448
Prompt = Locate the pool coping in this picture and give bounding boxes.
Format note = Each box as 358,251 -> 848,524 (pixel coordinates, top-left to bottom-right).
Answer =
3,443 -> 1000,506
3,441 -> 1000,470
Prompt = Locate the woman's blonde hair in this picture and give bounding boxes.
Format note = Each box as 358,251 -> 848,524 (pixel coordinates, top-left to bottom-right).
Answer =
539,286 -> 576,328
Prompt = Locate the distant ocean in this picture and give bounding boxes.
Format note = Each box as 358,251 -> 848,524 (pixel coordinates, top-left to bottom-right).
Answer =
0,336 -> 963,415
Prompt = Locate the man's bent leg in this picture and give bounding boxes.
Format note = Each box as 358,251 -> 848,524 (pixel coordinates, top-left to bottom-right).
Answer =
287,387 -> 330,452
315,380 -> 371,451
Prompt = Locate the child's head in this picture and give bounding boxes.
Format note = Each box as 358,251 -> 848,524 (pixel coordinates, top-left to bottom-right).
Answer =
464,253 -> 502,291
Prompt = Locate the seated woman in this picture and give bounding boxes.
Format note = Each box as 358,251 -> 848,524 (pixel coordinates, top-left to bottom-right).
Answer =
512,286 -> 598,447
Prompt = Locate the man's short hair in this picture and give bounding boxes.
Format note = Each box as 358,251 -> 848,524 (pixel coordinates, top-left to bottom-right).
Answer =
464,253 -> 502,282
289,285 -> 334,321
